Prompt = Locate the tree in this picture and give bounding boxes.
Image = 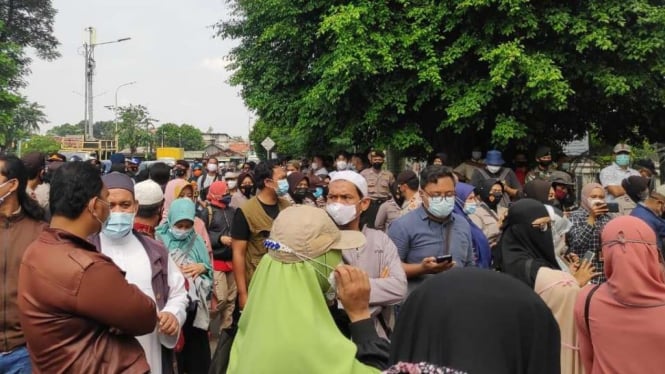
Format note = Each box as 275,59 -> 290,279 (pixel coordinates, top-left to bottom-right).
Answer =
20,134 -> 59,155
1,96 -> 46,151
116,104 -> 155,155
47,122 -> 84,136
155,123 -> 205,151
0,0 -> 59,86
0,23 -> 21,151
218,1 -> 665,161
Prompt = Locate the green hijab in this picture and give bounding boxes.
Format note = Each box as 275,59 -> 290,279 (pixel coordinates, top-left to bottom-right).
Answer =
155,198 -> 211,280
227,254 -> 379,373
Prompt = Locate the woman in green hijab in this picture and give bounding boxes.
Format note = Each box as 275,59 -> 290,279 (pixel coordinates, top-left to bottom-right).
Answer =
156,198 -> 212,373
227,205 -> 389,373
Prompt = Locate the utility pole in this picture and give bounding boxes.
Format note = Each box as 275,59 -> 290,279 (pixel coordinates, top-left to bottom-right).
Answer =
82,27 -> 131,140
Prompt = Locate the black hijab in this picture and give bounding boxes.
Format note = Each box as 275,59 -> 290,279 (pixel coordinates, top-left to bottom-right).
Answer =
523,179 -> 552,204
498,198 -> 560,287
390,268 -> 561,374
477,178 -> 503,211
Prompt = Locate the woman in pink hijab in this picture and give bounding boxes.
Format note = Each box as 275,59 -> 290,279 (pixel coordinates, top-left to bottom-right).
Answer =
574,216 -> 665,373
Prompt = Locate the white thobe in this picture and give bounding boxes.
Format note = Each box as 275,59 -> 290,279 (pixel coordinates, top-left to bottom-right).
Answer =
101,232 -> 188,374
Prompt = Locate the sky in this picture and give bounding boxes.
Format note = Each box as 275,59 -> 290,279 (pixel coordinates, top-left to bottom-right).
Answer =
23,0 -> 253,139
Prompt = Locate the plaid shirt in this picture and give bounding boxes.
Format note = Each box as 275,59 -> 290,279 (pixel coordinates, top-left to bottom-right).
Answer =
566,209 -> 613,283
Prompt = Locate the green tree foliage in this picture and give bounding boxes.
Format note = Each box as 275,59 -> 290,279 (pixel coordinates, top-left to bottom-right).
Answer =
0,0 -> 59,86
116,104 -> 155,155
47,120 -> 118,139
218,0 -> 665,160
47,122 -> 84,136
1,97 -> 46,151
156,123 -> 205,151
20,134 -> 59,155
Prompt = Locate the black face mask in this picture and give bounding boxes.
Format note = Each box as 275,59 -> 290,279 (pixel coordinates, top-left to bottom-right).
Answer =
539,160 -> 552,168
241,185 -> 254,199
221,195 -> 232,206
372,162 -> 384,170
293,188 -> 308,203
174,169 -> 186,177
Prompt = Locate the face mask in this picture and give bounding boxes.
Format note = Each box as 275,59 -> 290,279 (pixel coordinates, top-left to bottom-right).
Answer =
539,160 -> 552,167
241,185 -> 254,198
463,202 -> 477,215
554,189 -> 567,200
313,187 -> 325,199
221,195 -> 232,206
227,180 -> 237,190
286,171 -> 293,177
311,162 -> 319,170
103,212 -> 135,239
349,164 -> 357,172
486,165 -> 501,174
174,169 -> 186,177
293,188 -> 308,202
336,161 -> 347,170
587,198 -> 605,208
427,196 -> 455,219
207,164 -> 218,172
471,151 -> 482,160
170,227 -> 192,240
372,162 -> 384,170
276,179 -> 290,196
326,202 -> 358,226
616,154 -> 630,167
0,179 -> 14,205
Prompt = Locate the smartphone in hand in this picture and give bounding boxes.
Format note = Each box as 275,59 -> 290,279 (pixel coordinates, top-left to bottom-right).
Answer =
582,250 -> 595,264
435,255 -> 453,264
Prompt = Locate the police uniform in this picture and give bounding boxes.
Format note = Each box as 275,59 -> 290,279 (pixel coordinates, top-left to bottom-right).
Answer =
360,151 -> 395,229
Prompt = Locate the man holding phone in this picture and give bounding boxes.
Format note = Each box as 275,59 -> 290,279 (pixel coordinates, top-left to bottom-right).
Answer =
388,166 -> 475,293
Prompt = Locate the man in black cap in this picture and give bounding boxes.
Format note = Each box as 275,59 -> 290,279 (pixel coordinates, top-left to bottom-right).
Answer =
525,146 -> 556,183
360,150 -> 395,229
634,158 -> 657,191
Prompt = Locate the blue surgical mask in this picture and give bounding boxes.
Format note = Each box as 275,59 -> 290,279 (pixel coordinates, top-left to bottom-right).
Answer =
616,154 -> 630,167
463,202 -> 477,215
277,179 -> 290,196
427,196 -> 455,218
102,212 -> 135,239
170,227 -> 192,240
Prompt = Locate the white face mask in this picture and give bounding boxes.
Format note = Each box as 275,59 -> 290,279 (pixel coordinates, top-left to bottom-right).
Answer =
487,165 -> 501,174
227,180 -> 237,190
207,163 -> 218,172
336,161 -> 348,170
326,202 -> 357,226
311,162 -> 319,170
587,198 -> 605,208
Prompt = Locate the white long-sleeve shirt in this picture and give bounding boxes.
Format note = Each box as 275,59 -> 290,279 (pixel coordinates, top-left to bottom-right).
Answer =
101,232 -> 188,374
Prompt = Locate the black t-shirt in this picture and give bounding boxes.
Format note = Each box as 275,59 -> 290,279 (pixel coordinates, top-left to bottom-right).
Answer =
231,200 -> 281,241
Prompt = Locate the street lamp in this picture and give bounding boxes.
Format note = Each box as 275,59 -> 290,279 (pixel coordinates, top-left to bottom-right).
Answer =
83,27 -> 131,140
114,81 -> 137,151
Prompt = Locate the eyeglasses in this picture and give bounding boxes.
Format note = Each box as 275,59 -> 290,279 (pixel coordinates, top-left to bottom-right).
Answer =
422,189 -> 455,199
531,222 -> 551,232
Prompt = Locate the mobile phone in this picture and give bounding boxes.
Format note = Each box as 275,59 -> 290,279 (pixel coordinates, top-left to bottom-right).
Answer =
435,255 -> 453,263
582,250 -> 595,264
606,202 -> 619,213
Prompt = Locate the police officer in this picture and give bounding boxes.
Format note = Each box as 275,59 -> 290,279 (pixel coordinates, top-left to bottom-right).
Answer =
360,150 -> 395,228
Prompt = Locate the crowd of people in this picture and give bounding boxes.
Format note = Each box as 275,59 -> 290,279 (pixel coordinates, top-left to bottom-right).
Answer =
1,142 -> 665,373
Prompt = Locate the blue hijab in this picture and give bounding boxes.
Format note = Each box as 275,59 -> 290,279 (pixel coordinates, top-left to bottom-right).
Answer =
454,182 -> 492,268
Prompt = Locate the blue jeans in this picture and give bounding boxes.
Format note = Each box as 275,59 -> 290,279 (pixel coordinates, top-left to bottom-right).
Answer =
0,345 -> 32,374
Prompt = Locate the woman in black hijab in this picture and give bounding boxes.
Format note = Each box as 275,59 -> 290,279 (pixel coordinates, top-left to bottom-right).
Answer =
477,178 -> 504,214
523,179 -> 554,205
498,198 -> 560,287
390,268 -> 561,374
